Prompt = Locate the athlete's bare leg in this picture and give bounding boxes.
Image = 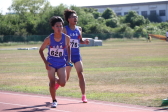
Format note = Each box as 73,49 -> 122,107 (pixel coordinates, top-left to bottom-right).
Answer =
74,61 -> 85,95
66,66 -> 72,81
57,67 -> 66,87
48,67 -> 56,100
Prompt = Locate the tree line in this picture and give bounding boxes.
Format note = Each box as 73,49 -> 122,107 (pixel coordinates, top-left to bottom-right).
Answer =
0,0 -> 168,42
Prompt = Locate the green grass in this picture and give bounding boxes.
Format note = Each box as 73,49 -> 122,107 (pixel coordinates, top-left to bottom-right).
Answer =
0,38 -> 168,107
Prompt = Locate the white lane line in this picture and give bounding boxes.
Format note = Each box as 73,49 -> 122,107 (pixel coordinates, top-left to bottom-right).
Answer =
0,92 -> 157,111
0,102 -> 71,112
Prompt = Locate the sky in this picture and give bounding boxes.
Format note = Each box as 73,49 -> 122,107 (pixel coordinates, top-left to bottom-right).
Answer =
0,0 -> 166,14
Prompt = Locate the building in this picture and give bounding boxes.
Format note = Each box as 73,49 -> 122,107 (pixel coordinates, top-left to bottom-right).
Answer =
82,1 -> 168,22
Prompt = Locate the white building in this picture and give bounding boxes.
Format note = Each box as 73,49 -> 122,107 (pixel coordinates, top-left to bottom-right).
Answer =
82,1 -> 168,22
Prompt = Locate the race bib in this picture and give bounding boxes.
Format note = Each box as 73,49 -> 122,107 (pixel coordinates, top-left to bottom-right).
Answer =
70,39 -> 79,48
50,48 -> 64,57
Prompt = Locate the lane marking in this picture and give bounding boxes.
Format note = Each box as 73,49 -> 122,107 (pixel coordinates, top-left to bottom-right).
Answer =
0,102 -> 71,112
0,92 -> 158,111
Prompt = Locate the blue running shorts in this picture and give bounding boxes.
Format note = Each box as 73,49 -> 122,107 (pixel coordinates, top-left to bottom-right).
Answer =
65,55 -> 82,65
47,58 -> 66,69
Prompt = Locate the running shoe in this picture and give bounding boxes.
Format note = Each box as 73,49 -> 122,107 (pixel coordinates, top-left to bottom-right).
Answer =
55,83 -> 60,90
51,101 -> 57,108
82,95 -> 88,103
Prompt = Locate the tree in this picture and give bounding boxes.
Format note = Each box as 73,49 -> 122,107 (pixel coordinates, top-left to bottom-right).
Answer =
36,4 -> 67,35
102,8 -> 116,19
84,23 -> 112,34
106,18 -> 119,28
92,11 -> 101,19
116,25 -> 134,38
124,11 -> 150,28
8,0 -> 51,35
9,0 -> 49,15
83,8 -> 101,19
83,8 -> 97,13
134,26 -> 147,37
1,3 -> 168,41
158,22 -> 168,30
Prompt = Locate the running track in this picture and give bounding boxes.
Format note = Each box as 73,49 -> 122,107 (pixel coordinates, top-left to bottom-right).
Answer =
0,91 -> 167,112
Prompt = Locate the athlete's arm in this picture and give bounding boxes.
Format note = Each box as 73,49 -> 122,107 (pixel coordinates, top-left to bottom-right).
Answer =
39,36 -> 51,70
65,35 -> 71,62
78,27 -> 89,45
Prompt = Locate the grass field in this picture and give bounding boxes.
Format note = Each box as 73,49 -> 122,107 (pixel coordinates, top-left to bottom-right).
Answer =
0,38 -> 168,107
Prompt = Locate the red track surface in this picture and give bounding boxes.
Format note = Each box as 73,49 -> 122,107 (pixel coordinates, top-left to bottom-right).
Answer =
0,91 -> 167,112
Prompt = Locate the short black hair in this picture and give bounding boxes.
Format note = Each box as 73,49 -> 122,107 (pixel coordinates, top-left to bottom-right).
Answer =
49,16 -> 64,26
64,9 -> 76,23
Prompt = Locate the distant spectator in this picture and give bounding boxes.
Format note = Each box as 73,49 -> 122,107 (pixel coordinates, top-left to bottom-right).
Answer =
147,34 -> 152,42
166,31 -> 168,41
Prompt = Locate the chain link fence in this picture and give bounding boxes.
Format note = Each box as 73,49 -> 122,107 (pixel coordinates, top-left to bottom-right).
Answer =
0,33 -> 154,43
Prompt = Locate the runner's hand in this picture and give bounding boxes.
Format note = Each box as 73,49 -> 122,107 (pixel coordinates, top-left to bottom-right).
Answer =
45,62 -> 51,70
85,39 -> 89,45
66,61 -> 73,67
